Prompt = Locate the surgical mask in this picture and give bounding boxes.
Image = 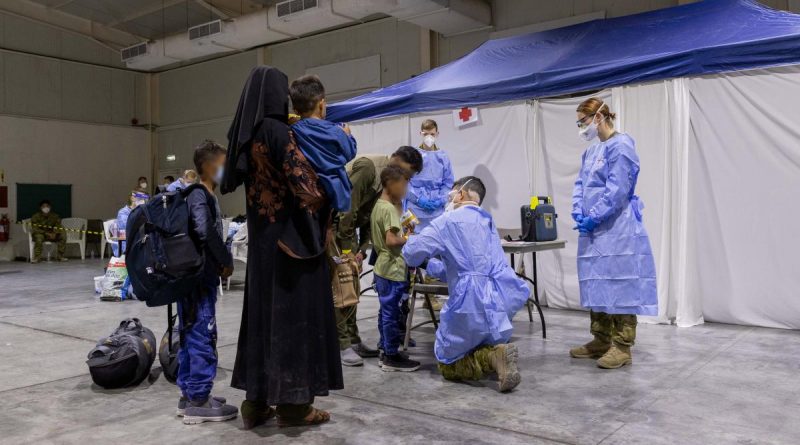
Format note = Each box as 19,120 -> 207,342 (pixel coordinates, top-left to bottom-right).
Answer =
41,207 -> 50,214
422,135 -> 436,148
213,166 -> 224,184
578,121 -> 598,141
446,179 -> 474,211
139,182 -> 147,189
578,103 -> 607,142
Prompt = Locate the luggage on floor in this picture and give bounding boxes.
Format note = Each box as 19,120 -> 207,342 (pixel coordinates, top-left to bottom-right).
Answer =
125,185 -> 207,307
159,303 -> 180,383
100,256 -> 129,301
86,318 -> 157,389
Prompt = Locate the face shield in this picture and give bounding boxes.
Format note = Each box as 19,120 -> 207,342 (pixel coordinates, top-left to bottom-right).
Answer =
132,191 -> 149,208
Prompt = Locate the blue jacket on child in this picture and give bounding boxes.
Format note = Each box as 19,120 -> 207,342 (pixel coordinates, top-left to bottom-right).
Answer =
291,118 -> 357,212
178,187 -> 232,402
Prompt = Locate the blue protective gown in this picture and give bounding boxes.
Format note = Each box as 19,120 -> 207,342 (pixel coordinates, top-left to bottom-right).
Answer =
166,179 -> 186,193
572,133 -> 657,316
405,146 -> 454,230
402,205 -> 529,364
112,205 -> 131,257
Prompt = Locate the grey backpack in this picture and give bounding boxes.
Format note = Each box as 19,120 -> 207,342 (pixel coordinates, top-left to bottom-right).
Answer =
86,318 -> 157,389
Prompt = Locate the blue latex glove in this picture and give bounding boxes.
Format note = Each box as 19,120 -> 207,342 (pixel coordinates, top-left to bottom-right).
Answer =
572,212 -> 584,223
417,197 -> 438,211
573,217 -> 599,234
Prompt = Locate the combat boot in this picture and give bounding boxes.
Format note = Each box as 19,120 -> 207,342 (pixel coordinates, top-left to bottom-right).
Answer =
596,344 -> 632,369
569,337 -> 611,359
488,344 -> 521,392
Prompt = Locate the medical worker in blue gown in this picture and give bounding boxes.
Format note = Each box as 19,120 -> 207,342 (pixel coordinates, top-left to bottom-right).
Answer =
406,119 -> 455,311
569,98 -> 658,370
403,176 -> 529,392
406,119 -> 455,230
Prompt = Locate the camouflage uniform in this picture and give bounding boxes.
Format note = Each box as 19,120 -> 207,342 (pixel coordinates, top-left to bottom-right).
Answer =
438,344 -> 521,392
590,310 -> 637,346
438,345 -> 495,381
31,211 -> 66,260
334,156 -> 389,348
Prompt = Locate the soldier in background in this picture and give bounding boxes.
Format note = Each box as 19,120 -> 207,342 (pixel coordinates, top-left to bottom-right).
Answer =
30,199 -> 67,263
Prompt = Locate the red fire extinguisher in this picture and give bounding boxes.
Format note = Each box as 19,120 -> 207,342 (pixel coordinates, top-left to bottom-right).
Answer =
0,214 -> 10,242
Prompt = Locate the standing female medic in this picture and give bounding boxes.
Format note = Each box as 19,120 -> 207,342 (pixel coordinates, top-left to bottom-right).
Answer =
569,97 -> 657,369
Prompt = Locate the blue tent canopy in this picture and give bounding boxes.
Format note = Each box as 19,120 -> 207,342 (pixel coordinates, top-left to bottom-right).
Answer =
328,0 -> 800,122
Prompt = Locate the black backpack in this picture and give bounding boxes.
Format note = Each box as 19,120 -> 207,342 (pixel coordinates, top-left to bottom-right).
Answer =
126,185 -> 206,307
86,318 -> 157,389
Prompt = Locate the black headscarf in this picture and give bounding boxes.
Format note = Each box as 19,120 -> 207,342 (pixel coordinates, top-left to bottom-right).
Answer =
221,66 -> 289,194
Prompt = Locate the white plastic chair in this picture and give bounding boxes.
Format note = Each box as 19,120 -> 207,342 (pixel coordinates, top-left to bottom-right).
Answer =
22,219 -> 54,262
61,217 -> 87,260
101,219 -> 118,260
227,224 -> 248,290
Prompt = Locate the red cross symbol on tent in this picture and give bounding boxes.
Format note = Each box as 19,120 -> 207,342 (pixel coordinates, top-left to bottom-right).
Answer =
453,106 -> 478,128
458,107 -> 472,122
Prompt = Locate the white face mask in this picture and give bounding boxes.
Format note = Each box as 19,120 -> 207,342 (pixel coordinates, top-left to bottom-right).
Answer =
139,182 -> 147,189
41,207 -> 50,214
213,166 -> 224,185
422,135 -> 436,148
445,179 -> 474,212
578,103 -> 607,142
579,121 -> 598,141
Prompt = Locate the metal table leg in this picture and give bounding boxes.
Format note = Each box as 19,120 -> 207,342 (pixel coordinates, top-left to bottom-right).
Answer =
531,251 -> 546,338
509,250 -> 547,338
511,253 -> 534,322
403,290 -> 417,351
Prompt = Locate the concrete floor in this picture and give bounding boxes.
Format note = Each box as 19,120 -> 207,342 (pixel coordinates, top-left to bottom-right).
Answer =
1,259 -> 799,445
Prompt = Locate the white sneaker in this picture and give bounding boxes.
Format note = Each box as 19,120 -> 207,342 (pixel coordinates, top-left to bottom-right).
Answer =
341,347 -> 363,367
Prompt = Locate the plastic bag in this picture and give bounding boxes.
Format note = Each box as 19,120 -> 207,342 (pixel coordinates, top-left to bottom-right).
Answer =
101,256 -> 129,301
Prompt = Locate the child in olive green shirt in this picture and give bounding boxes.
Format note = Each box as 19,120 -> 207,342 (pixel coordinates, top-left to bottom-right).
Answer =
370,165 -> 420,372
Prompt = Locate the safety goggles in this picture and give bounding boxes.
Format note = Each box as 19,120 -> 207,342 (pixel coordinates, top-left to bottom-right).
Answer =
576,114 -> 596,128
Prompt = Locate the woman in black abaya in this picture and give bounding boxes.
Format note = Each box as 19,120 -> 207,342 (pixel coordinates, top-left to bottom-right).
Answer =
221,66 -> 342,428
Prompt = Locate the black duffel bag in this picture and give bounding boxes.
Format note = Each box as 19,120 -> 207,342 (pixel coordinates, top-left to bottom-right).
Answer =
87,318 -> 157,389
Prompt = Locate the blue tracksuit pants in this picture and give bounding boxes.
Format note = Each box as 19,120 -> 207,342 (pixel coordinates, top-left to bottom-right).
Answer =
375,276 -> 408,356
177,283 -> 218,402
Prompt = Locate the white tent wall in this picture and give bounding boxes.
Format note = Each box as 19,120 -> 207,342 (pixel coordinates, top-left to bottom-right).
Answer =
687,65 -> 800,330
348,64 -> 800,330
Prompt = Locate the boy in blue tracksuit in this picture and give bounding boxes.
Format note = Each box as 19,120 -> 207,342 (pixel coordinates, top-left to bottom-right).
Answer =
288,74 -> 357,213
177,140 -> 238,425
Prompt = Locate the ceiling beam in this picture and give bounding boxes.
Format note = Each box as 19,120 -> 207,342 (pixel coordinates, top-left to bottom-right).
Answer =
194,0 -> 232,20
0,0 -> 144,48
106,0 -> 187,26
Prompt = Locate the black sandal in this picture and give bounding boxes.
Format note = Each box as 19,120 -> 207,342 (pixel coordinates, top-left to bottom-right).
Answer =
277,406 -> 330,428
241,400 -> 276,430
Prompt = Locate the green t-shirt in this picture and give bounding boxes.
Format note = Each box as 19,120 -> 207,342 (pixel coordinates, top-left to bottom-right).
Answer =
370,198 -> 407,282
